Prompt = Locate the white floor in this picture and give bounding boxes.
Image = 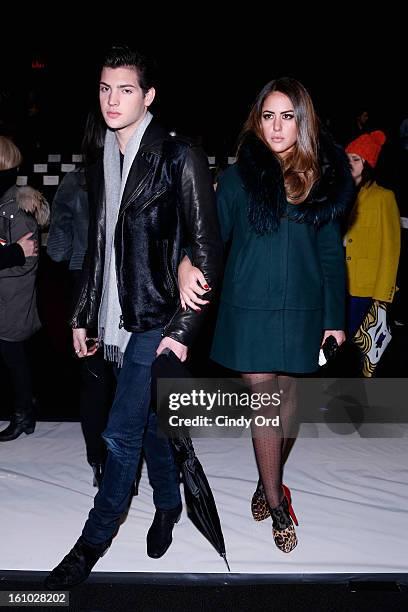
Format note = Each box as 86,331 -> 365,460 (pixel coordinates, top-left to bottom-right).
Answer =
0,421 -> 407,576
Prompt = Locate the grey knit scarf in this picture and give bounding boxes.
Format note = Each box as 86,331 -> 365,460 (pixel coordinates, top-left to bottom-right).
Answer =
98,111 -> 153,366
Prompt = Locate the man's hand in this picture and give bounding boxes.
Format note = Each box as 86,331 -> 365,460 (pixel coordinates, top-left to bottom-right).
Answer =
156,336 -> 188,362
17,232 -> 38,258
73,328 -> 89,358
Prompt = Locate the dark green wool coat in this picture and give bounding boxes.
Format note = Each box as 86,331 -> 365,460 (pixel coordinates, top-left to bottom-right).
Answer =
211,133 -> 355,373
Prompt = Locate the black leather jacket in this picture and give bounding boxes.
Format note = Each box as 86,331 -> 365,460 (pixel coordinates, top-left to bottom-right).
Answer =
70,121 -> 222,347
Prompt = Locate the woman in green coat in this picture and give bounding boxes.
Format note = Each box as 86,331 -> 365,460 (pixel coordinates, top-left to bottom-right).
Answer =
179,78 -> 354,552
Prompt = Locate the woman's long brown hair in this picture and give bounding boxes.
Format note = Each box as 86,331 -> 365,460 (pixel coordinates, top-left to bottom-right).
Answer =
240,77 -> 320,203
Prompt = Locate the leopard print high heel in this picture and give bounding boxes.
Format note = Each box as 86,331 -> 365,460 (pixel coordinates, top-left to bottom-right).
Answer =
270,495 -> 298,553
251,480 -> 270,521
251,480 -> 299,526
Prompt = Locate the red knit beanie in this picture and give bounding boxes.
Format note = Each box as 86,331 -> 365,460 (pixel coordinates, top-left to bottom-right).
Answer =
345,130 -> 386,168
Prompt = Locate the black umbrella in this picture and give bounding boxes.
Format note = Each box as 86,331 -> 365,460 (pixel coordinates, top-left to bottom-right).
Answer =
171,430 -> 230,571
151,349 -> 230,571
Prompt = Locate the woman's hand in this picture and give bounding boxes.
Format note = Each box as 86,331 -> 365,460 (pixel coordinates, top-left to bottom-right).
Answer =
178,255 -> 211,311
322,330 -> 346,347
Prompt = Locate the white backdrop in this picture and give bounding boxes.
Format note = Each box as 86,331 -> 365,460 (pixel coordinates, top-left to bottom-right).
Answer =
0,421 -> 407,575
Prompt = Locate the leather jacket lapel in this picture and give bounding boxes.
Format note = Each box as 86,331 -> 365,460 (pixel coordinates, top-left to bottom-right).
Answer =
118,120 -> 167,218
119,153 -> 152,217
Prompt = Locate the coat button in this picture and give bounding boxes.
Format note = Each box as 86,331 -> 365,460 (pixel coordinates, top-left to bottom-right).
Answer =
348,238 -> 353,243
346,256 -> 351,260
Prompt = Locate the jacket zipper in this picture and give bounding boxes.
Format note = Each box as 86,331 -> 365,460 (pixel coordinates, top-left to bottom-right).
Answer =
0,198 -> 14,246
118,174 -> 151,217
163,240 -> 177,297
120,186 -> 167,219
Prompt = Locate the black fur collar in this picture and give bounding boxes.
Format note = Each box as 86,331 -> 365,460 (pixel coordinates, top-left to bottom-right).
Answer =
237,131 -> 355,234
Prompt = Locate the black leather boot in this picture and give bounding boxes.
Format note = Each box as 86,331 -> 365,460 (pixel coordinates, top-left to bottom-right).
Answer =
0,409 -> 35,442
146,504 -> 182,558
44,536 -> 111,590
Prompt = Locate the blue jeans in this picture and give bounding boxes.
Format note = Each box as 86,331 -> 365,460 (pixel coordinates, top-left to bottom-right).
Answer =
82,328 -> 181,545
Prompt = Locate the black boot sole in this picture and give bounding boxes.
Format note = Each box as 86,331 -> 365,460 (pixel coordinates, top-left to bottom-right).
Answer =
0,424 -> 35,442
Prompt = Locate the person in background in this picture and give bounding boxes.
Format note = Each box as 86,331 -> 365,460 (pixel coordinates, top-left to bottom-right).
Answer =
0,232 -> 38,270
47,110 -> 115,487
0,136 -> 49,441
337,105 -> 372,147
345,131 -> 401,337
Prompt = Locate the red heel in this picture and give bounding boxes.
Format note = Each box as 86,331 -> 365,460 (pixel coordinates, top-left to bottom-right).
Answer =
281,484 -> 299,526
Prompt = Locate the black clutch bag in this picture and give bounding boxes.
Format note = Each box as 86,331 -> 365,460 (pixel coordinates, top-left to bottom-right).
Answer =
319,335 -> 339,366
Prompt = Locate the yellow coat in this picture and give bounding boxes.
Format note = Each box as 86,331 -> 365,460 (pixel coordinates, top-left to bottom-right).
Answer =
346,182 -> 401,302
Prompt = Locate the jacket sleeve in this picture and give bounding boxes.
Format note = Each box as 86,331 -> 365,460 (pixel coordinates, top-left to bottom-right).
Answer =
182,168 -> 236,260
69,163 -> 102,330
316,219 -> 346,330
373,191 -> 401,302
165,145 -> 223,346
0,217 -> 38,279
0,243 -> 25,271
47,172 -> 76,263
69,249 -> 92,329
